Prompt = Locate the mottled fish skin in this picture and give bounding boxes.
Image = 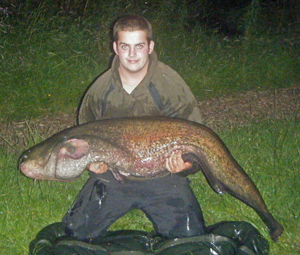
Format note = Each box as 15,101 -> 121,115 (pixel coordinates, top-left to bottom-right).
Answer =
18,116 -> 284,241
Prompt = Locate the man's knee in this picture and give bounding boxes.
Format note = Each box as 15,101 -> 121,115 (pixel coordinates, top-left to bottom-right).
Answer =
158,215 -> 205,238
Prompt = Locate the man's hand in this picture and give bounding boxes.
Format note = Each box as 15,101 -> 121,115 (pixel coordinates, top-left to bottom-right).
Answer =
88,162 -> 108,174
165,150 -> 192,173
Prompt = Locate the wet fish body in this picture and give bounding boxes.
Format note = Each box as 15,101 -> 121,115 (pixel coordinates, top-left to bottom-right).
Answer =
19,117 -> 284,241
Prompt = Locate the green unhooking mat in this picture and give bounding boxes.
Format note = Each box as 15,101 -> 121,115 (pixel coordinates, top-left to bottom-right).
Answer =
29,221 -> 269,255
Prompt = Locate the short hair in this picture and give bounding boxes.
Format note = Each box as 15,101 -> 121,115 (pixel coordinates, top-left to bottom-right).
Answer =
113,14 -> 153,43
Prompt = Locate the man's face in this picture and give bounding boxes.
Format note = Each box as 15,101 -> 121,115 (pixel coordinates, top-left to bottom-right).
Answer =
113,30 -> 154,75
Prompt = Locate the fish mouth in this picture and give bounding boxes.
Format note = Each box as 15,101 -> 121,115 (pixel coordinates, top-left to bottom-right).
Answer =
20,163 -> 72,182
19,150 -> 56,180
19,162 -> 44,179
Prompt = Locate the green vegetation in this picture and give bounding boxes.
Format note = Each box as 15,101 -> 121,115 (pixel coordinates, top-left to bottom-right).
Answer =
0,1 -> 299,254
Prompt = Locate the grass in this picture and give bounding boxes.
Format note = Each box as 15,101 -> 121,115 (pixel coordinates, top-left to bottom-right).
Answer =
0,149 -> 86,253
0,118 -> 299,254
0,25 -> 110,120
156,30 -> 300,99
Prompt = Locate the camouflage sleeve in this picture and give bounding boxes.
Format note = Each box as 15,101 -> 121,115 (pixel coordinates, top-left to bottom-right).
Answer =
155,63 -> 203,124
186,102 -> 203,124
77,72 -> 112,125
78,93 -> 99,124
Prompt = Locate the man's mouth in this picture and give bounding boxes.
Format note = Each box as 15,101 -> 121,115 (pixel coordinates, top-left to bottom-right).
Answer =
128,59 -> 139,64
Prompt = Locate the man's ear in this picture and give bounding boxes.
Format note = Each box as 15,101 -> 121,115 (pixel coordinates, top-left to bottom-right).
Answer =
113,41 -> 119,55
149,40 -> 155,54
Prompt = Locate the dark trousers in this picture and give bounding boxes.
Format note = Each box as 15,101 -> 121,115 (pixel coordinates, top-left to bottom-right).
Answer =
63,173 -> 205,241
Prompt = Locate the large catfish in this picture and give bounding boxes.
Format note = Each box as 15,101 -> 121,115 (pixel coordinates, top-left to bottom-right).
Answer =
19,117 -> 283,241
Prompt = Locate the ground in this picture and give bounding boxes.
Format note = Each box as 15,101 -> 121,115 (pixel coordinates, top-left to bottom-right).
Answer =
198,86 -> 300,129
0,86 -> 299,152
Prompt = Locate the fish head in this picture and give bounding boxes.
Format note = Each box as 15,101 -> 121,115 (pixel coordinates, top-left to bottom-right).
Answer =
19,134 -> 91,181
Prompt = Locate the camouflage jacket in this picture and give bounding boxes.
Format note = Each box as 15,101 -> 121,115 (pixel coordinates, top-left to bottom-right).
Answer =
78,52 -> 202,124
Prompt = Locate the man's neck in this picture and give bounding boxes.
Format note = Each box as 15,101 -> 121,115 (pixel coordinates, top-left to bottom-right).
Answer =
119,64 -> 149,88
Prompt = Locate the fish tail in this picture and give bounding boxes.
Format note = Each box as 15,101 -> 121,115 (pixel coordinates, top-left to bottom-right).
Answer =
258,210 -> 284,242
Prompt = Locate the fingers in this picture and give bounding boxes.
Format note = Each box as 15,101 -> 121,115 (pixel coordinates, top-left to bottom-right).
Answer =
88,162 -> 108,174
166,150 -> 192,173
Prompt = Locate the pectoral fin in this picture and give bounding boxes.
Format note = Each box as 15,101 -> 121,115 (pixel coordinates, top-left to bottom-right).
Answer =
59,139 -> 89,159
111,170 -> 126,184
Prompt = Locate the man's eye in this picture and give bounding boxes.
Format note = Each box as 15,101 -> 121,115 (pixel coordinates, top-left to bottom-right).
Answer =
136,44 -> 144,49
121,45 -> 128,50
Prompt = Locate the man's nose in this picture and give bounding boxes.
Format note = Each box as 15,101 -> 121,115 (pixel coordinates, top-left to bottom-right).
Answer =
129,46 -> 136,57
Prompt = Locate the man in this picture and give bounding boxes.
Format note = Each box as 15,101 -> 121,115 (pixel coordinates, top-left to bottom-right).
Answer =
63,14 -> 205,241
